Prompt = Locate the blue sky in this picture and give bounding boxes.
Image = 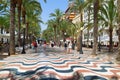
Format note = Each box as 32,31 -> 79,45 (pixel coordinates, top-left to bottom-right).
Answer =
38,0 -> 68,31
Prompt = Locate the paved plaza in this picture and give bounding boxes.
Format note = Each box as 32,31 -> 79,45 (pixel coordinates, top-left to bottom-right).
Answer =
0,45 -> 120,80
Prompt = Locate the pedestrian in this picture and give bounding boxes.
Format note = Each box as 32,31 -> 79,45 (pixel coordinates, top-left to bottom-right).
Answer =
32,40 -> 38,52
34,41 -> 38,52
72,40 -> 75,50
43,41 -> 47,50
39,40 -> 42,46
32,41 -> 35,49
51,41 -> 54,48
64,41 -> 68,53
67,41 -> 72,54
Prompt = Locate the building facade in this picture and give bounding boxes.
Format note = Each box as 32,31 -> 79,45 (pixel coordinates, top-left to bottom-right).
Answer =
65,0 -> 119,47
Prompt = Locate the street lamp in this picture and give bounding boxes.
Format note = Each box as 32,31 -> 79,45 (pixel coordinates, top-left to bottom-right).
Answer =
21,24 -> 26,54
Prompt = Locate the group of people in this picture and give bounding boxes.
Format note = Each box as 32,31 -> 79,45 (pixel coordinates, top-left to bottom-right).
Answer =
64,40 -> 75,54
31,39 -> 76,54
31,40 -> 47,52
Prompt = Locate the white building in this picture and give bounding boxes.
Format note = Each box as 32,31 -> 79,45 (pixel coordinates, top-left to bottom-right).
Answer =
66,0 -> 119,47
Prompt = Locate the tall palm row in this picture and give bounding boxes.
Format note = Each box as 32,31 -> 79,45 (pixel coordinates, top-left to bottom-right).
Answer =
22,0 -> 42,44
71,0 -> 117,55
44,17 -> 73,43
85,0 -> 117,54
8,0 -> 45,55
72,0 -> 99,54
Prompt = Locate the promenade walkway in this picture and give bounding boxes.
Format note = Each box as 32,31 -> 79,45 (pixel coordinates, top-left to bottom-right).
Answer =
0,45 -> 120,80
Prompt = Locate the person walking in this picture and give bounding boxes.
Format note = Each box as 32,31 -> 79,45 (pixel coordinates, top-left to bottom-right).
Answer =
43,41 -> 47,50
67,41 -> 72,54
64,41 -> 68,53
32,40 -> 38,53
34,41 -> 38,53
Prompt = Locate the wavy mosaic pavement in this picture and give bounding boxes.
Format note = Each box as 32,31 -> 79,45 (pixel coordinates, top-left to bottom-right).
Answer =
0,47 -> 120,80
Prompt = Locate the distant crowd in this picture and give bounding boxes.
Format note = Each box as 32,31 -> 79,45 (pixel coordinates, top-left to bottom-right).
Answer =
31,39 -> 76,54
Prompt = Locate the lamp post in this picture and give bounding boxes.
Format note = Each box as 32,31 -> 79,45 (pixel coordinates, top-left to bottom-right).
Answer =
21,24 -> 26,54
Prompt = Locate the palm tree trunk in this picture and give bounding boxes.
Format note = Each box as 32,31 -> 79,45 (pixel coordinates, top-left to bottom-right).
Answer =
54,25 -> 57,45
17,1 -> 22,47
77,13 -> 83,54
116,0 -> 120,61
22,8 -> 26,44
87,9 -> 90,48
79,29 -> 83,54
9,0 -> 16,55
92,0 -> 99,55
22,6 -> 26,24
109,27 -> 113,52
87,29 -> 89,47
116,28 -> 120,61
26,22 -> 29,44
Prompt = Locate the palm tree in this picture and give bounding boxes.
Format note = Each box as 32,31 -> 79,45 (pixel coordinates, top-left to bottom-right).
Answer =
42,27 -> 54,42
47,19 -> 57,42
116,0 -> 120,61
99,0 -> 117,52
9,0 -> 17,55
60,19 -> 72,41
16,0 -> 22,47
50,9 -> 63,45
9,0 -> 45,55
50,9 -> 63,25
84,3 -> 93,48
72,0 -> 87,54
92,0 -> 99,55
15,0 -> 45,46
22,0 -> 44,44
